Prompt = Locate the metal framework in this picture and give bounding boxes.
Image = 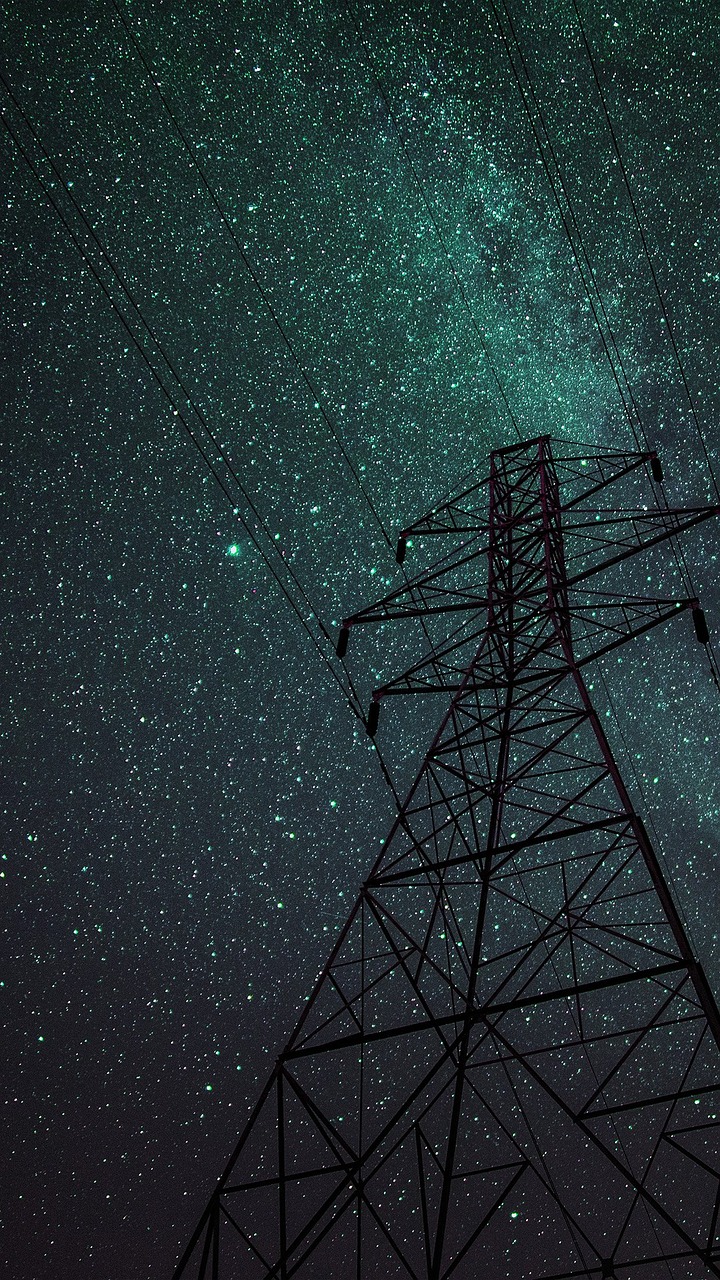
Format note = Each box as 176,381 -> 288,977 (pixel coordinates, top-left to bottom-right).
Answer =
175,437 -> 720,1279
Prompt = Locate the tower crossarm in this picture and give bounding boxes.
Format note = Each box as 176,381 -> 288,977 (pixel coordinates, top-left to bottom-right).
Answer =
368,598 -> 694,713
564,504 -> 720,588
346,593 -> 488,626
338,542 -> 488,640
558,449 -> 658,511
395,447 -> 660,549
563,595 -> 695,666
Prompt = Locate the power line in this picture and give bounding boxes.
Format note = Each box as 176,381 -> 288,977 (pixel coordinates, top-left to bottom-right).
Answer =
0,84 -> 365,722
489,0 -> 647,452
111,0 -> 455,753
489,1 -> 720,688
111,1 -> 520,721
112,0 -> 489,732
344,0 -> 715,701
342,0 -> 523,443
110,0 -> 395,555
570,0 -> 720,504
1,71 -> 420,811
0,71 -> 321,628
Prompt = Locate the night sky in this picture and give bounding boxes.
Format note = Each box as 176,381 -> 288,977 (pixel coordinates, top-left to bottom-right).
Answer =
3,2 -> 720,1276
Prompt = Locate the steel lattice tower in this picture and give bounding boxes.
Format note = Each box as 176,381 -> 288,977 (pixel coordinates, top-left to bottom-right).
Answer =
175,437 -> 720,1279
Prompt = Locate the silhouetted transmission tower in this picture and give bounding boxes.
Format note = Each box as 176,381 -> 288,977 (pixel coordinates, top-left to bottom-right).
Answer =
175,437 -> 720,1278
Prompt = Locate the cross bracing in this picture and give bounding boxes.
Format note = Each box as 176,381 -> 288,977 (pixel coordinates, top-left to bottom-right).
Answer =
175,437 -> 720,1280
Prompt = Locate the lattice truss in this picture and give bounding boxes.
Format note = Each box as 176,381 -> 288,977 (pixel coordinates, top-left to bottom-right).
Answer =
175,438 -> 720,1280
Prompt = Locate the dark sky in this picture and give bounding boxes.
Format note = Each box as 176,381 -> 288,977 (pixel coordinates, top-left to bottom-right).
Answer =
2,1 -> 720,1276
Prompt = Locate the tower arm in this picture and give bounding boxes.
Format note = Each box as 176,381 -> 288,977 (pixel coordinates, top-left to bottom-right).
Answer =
565,504 -> 720,588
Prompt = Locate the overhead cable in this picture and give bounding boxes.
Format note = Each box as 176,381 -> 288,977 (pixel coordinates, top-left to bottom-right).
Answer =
343,0 -> 523,443
570,0 -> 720,504
0,83 -> 365,721
110,0 -> 395,555
490,2 -> 720,687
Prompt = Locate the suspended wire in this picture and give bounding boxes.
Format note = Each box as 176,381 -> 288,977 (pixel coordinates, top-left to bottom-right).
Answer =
12,20 -> 710,1246
0,86 -> 365,722
563,0 -> 720,685
570,0 -> 720,504
334,0 -> 536,718
489,0 -> 647,452
490,1 -> 720,688
110,0 -> 720,703
110,0 -> 395,556
109,11 -> 454,803
10,14 -> 713,819
115,0 -> 601,792
342,0 -> 523,443
111,0 -> 455,750
0,73 -> 321,629
87,5 -> 720,777
1,70 -> 422,808
0,68 -> 428,833
111,0 -> 495,736
565,0 -> 720,683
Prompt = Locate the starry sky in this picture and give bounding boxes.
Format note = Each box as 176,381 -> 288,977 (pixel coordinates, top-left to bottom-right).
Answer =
2,1 -> 720,1276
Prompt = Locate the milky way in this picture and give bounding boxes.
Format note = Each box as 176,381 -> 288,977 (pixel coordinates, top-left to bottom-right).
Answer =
2,2 -> 720,1275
